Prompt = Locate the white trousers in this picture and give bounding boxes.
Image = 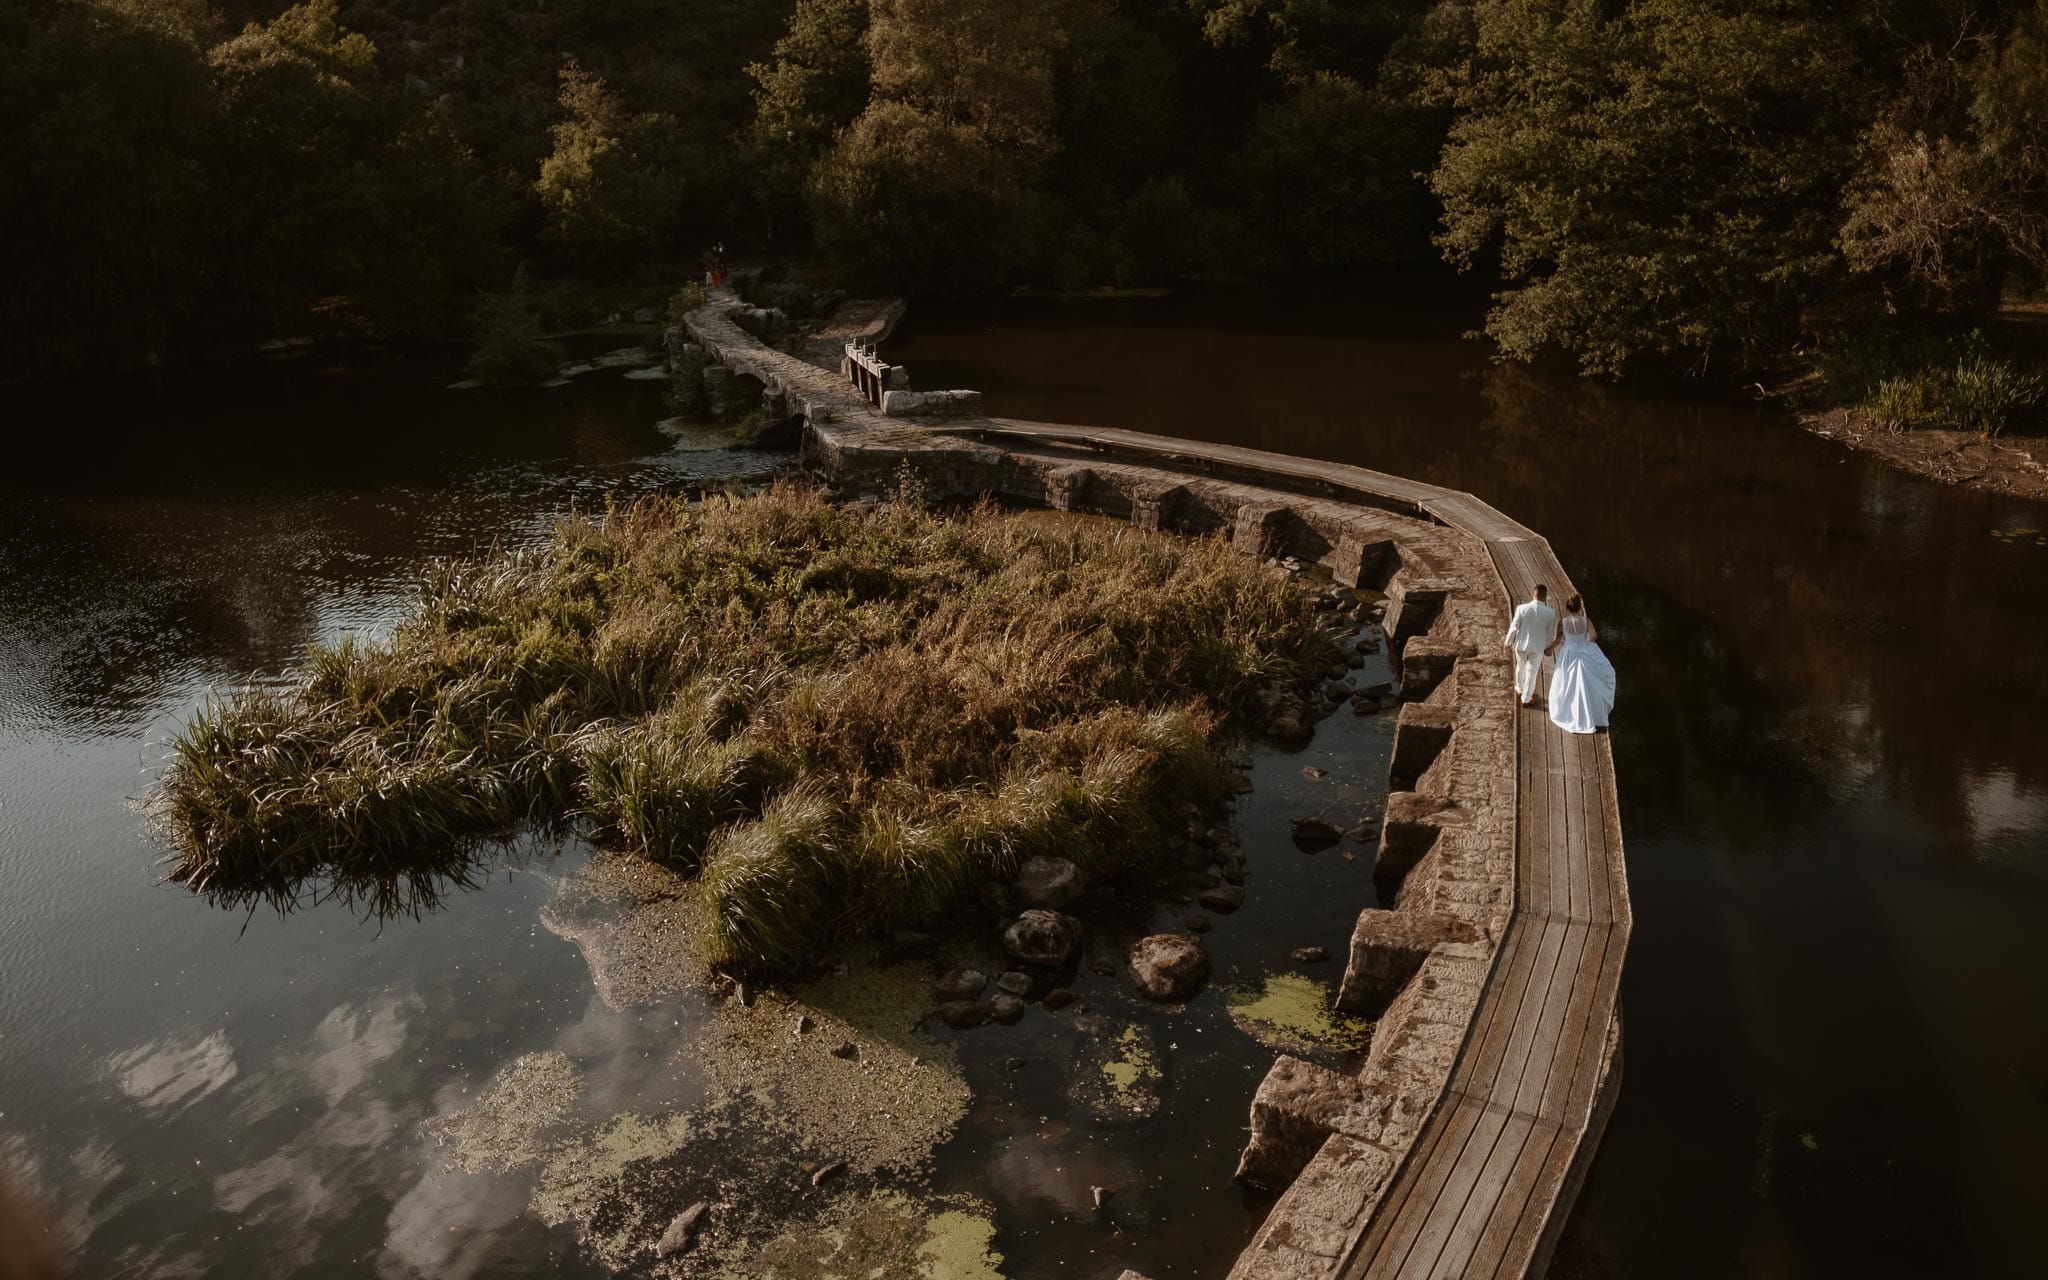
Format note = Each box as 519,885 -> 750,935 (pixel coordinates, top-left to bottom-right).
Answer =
1512,649 -> 1546,701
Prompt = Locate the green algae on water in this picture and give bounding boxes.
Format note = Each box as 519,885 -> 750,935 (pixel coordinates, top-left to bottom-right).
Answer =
1070,1019 -> 1163,1123
1227,972 -> 1370,1054
737,1190 -> 1004,1280
427,1050 -> 581,1174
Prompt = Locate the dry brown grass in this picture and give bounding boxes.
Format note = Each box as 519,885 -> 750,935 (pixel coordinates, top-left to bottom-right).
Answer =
155,482 -> 1336,970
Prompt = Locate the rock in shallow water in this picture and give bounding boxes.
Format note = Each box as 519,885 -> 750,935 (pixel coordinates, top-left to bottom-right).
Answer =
1128,934 -> 1212,1000
1013,854 -> 1086,909
654,1202 -> 707,1257
987,993 -> 1026,1024
995,971 -> 1032,997
1003,909 -> 1084,968
933,968 -> 988,1002
1197,884 -> 1246,913
934,1000 -> 987,1029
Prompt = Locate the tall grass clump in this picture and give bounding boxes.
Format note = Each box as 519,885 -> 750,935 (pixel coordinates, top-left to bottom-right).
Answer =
154,483 -> 1337,969
1819,328 -> 2046,436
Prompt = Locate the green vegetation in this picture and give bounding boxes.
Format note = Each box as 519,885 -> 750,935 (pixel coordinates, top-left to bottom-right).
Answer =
469,267 -> 564,386
155,485 -> 1335,969
10,0 -> 2048,399
1820,329 -> 2047,436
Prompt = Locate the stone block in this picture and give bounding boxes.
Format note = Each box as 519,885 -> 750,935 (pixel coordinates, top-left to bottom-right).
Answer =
1382,577 -> 1452,665
1388,702 -> 1455,791
1235,1056 -> 1364,1189
881,388 -> 984,417
1337,908 -> 1481,1015
1399,636 -> 1469,700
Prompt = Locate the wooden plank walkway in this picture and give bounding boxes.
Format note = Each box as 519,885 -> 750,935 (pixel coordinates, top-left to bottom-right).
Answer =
1335,521 -> 1627,1280
947,419 -> 1630,1278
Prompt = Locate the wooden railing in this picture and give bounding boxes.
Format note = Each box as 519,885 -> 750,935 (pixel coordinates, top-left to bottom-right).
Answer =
844,340 -> 891,407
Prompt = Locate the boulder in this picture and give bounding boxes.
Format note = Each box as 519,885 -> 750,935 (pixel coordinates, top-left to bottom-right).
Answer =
1197,884 -> 1246,913
1002,910 -> 1084,968
933,968 -> 989,1003
1042,987 -> 1077,1010
987,993 -> 1026,1025
655,1202 -> 708,1257
1128,934 -> 1212,1001
934,1001 -> 988,1030
995,971 -> 1033,997
1012,855 -> 1085,910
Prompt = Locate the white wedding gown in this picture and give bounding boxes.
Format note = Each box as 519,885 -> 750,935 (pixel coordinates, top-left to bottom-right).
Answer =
1548,614 -> 1615,734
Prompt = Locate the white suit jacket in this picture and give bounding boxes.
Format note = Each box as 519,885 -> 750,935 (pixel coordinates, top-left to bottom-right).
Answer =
1505,600 -> 1557,655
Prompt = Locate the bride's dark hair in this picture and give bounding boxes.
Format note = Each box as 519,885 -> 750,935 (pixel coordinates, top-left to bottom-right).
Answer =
1565,593 -> 1584,613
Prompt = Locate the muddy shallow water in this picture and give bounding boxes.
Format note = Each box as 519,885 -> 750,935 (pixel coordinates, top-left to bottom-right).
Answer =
0,345 -> 1396,1277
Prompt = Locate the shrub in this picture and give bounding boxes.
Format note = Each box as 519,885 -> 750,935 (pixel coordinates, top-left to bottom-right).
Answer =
469,269 -> 564,387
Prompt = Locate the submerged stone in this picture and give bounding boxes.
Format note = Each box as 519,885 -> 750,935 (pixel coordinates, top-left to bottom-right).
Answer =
1071,1019 -> 1164,1123
1002,910 -> 1083,968
1012,855 -> 1085,910
1128,934 -> 1212,1001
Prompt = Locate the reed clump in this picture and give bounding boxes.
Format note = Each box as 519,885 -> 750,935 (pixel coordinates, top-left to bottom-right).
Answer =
155,483 -> 1336,969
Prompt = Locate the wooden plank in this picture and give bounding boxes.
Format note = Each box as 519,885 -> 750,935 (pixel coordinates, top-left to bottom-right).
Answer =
1351,1094 -> 1494,1274
1470,1124 -> 1577,1279
1428,1114 -> 1559,1279
1395,1105 -> 1530,1279
1564,732 -> 1593,922
1546,723 -> 1571,922
1482,917 -> 1571,1112
1496,919 -> 1589,1118
1417,1105 -> 1540,1277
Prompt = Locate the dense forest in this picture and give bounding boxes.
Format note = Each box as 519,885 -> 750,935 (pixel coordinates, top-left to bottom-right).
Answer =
6,0 -> 2048,414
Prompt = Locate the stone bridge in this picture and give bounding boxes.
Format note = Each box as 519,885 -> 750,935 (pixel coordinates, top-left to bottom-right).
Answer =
680,290 -> 1630,1280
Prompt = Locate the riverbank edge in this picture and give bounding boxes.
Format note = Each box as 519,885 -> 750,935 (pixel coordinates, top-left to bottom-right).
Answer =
1793,404 -> 2048,501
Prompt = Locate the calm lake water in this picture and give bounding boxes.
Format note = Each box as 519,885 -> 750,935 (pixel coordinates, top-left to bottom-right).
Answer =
2,276 -> 2043,1278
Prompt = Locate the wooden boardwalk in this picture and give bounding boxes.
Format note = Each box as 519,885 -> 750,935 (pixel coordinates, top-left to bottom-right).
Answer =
959,421 -> 1631,1278
1337,527 -> 1627,1279
681,294 -> 1630,1277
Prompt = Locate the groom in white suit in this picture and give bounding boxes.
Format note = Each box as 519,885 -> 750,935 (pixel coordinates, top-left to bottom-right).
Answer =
1504,583 -> 1559,708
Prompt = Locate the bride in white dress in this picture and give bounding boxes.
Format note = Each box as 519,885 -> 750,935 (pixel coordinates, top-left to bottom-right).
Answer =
1545,593 -> 1616,734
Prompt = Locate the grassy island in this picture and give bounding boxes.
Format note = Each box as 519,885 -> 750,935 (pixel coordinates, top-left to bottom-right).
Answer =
157,483 -> 1335,971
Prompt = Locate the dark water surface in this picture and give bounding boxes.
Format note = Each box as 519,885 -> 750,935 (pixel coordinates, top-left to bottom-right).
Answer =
4,275 -> 2043,1278
890,277 -> 2048,1278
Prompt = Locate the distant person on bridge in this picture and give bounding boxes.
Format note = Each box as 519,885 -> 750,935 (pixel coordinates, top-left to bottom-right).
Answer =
1504,583 -> 1559,707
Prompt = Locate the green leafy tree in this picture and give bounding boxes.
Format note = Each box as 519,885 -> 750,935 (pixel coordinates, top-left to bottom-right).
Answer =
1424,0 -> 1867,375
866,0 -> 1068,152
1840,2 -> 2048,312
207,0 -> 498,339
470,265 -> 563,386
1238,70 -> 1436,267
535,58 -> 681,272
747,0 -> 871,242
0,0 -> 218,370
807,100 -> 1031,294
